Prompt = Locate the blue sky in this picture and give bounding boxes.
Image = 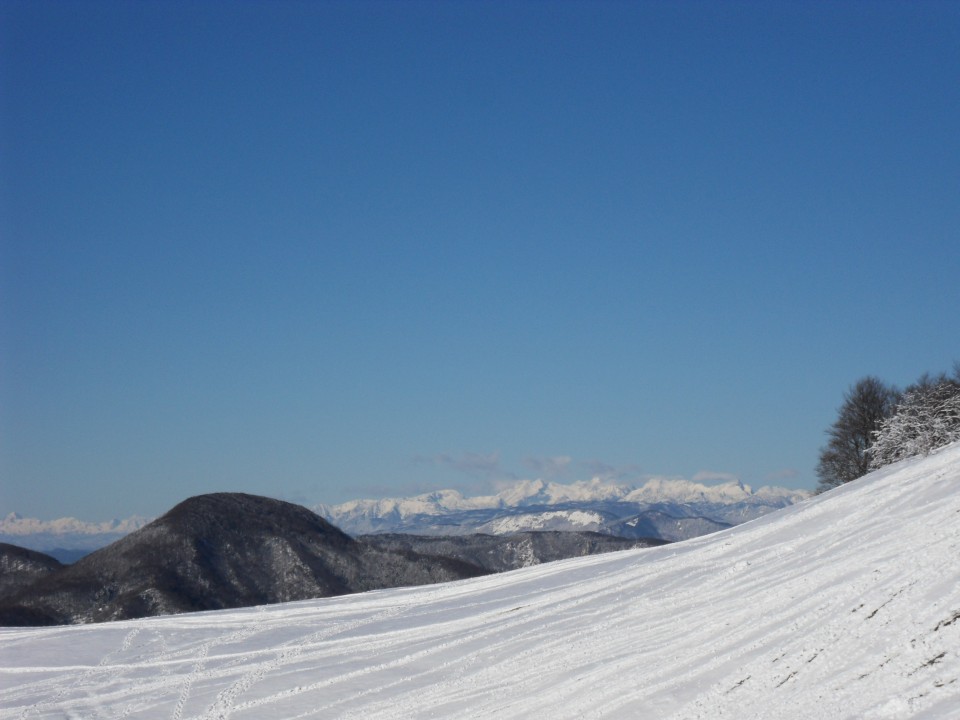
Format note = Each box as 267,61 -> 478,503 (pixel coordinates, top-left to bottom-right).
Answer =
2,1 -> 958,521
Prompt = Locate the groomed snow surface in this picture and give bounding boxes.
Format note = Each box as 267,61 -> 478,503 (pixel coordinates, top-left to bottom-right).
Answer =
3,445 -> 960,719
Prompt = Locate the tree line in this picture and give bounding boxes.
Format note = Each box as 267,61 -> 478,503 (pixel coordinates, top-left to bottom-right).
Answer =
816,363 -> 960,493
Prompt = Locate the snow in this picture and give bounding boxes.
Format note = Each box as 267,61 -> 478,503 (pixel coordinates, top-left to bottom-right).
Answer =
316,489 -> 505,521
477,510 -> 606,534
3,443 -> 959,719
524,478 -> 631,504
624,477 -> 756,504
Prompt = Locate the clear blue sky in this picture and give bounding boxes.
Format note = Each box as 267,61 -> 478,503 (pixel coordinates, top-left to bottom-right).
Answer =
2,1 -> 958,521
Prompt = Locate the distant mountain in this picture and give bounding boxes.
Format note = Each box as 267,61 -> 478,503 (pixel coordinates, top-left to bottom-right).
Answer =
0,493 -> 487,626
360,532 -> 669,573
0,512 -> 152,554
316,476 -> 807,541
605,510 -> 732,542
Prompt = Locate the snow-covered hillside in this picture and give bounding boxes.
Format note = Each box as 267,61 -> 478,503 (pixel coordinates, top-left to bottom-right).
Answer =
3,444 -> 959,719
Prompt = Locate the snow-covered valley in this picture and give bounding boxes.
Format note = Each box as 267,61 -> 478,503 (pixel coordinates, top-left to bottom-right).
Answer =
2,444 -> 959,719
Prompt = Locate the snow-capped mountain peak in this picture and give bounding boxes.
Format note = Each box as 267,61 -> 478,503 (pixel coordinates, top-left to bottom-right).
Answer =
493,478 -> 546,505
624,476 -> 755,504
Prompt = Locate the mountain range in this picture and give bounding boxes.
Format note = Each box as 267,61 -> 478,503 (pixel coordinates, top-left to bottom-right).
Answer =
2,476 -> 808,557
315,476 -> 807,539
0,512 -> 152,560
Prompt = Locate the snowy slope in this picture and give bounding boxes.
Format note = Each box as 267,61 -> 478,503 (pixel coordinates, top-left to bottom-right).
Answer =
2,443 -> 959,719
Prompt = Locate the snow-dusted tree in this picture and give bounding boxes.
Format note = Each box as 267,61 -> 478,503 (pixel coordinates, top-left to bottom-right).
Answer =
816,376 -> 900,493
868,379 -> 960,469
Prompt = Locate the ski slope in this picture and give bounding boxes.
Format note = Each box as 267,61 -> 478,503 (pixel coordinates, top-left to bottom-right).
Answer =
3,444 -> 959,719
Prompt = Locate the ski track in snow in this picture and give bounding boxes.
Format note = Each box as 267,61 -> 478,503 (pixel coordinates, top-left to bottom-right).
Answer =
2,445 -> 960,719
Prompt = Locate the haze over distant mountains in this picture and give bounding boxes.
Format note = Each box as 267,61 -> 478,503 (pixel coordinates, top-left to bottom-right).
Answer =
0,513 -> 151,558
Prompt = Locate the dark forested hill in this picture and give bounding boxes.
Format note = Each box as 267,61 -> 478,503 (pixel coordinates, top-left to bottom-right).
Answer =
0,543 -> 62,597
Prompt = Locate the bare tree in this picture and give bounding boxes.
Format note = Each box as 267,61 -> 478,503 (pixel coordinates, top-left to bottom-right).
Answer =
868,376 -> 960,469
815,376 -> 899,493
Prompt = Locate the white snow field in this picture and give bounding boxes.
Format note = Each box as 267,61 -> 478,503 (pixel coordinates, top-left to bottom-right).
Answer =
3,445 -> 959,720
